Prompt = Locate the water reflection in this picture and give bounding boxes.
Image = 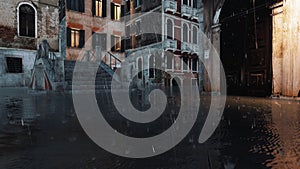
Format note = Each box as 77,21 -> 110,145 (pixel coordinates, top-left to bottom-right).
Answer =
0,88 -> 300,168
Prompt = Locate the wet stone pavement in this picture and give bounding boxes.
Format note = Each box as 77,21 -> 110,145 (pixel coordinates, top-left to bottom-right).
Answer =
0,88 -> 300,169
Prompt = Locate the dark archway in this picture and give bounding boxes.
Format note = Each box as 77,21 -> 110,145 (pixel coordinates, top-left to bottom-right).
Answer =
220,0 -> 273,96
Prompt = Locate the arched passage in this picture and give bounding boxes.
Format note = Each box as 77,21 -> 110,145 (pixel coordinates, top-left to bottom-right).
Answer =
220,0 -> 272,96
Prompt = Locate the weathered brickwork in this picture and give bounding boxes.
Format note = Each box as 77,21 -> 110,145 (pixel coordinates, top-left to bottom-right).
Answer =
0,0 -> 60,87
0,0 -> 59,50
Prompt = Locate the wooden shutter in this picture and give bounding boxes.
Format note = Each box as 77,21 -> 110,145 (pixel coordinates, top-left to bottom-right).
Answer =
102,0 -> 107,17
79,30 -> 85,48
100,33 -> 107,50
92,0 -> 95,16
111,35 -> 115,51
121,37 -> 125,52
121,5 -> 125,20
111,3 -> 114,20
66,0 -> 71,10
67,28 -> 71,47
79,0 -> 84,13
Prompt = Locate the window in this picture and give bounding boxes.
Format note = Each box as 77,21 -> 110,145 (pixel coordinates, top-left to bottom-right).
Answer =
18,4 -> 36,37
149,55 -> 155,78
166,53 -> 173,70
111,3 -> 124,21
193,0 -> 197,8
183,0 -> 188,5
92,33 -> 107,50
111,35 -> 122,52
137,58 -> 143,79
67,28 -> 85,48
192,58 -> 198,72
67,0 -> 84,12
182,57 -> 188,71
182,23 -> 189,42
183,0 -> 194,7
93,0 -> 106,17
192,26 -> 198,44
166,19 -> 173,39
6,57 -> 23,73
135,20 -> 141,35
134,0 -> 141,8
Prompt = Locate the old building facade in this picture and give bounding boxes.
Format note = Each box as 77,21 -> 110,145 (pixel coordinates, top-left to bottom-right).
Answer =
203,0 -> 300,97
123,0 -> 203,91
0,0 -> 60,87
59,0 -> 126,63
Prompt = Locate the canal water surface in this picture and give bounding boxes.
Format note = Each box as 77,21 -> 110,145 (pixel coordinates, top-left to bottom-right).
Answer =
0,88 -> 300,169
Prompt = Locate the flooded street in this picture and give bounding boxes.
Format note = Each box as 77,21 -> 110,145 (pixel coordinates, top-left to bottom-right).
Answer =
0,88 -> 300,169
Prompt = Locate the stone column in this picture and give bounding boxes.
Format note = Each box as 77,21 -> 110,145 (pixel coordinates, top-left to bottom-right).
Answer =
210,24 -> 221,93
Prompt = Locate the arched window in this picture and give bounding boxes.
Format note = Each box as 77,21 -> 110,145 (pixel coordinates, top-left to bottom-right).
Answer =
166,19 -> 173,39
192,26 -> 198,44
149,55 -> 155,78
18,3 -> 36,37
137,57 -> 143,79
182,23 -> 188,42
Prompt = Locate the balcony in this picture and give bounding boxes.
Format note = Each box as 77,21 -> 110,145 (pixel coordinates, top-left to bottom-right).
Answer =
181,5 -> 192,17
191,44 -> 200,55
164,0 -> 177,13
164,39 -> 177,51
181,42 -> 193,53
191,8 -> 201,20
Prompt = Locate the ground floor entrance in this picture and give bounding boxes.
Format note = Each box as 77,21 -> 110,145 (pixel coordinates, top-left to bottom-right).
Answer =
220,0 -> 273,96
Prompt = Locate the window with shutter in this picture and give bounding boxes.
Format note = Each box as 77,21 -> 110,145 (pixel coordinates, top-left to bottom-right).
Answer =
111,35 -> 121,52
111,3 -> 121,21
93,32 -> 107,50
93,0 -> 106,17
67,28 -> 84,48
67,0 -> 84,12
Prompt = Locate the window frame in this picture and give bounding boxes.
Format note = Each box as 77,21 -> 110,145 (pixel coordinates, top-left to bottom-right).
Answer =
92,32 -> 107,50
93,0 -> 107,17
67,28 -> 85,48
17,2 -> 37,38
166,18 -> 174,40
182,22 -> 189,43
66,0 -> 85,13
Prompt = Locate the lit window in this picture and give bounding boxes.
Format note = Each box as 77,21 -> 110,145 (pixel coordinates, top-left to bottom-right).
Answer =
111,35 -> 121,52
93,0 -> 106,17
67,28 -> 85,48
95,0 -> 102,16
71,29 -> 80,48
19,4 -> 36,37
114,4 -> 121,20
111,3 -> 123,21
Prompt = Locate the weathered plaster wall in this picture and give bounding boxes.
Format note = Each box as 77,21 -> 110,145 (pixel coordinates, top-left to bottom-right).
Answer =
272,4 -> 284,95
0,48 -> 60,87
66,0 -> 125,61
272,0 -> 300,96
0,0 -> 59,50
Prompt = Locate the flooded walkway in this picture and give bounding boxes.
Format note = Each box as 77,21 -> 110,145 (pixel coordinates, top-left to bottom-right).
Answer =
0,88 -> 300,169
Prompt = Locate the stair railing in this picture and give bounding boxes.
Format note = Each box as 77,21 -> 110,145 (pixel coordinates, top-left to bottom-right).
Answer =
105,52 -> 122,71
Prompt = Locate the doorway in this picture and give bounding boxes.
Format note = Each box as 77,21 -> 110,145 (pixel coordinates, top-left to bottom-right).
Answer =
220,0 -> 273,96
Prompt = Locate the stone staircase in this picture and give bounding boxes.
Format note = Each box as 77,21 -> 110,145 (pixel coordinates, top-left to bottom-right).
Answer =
64,60 -> 120,92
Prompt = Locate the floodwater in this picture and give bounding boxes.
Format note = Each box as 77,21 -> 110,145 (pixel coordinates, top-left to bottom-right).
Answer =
0,88 -> 300,169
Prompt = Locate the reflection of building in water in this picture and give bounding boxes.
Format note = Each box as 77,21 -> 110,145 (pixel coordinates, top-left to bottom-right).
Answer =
269,100 -> 300,168
123,0 -> 203,95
